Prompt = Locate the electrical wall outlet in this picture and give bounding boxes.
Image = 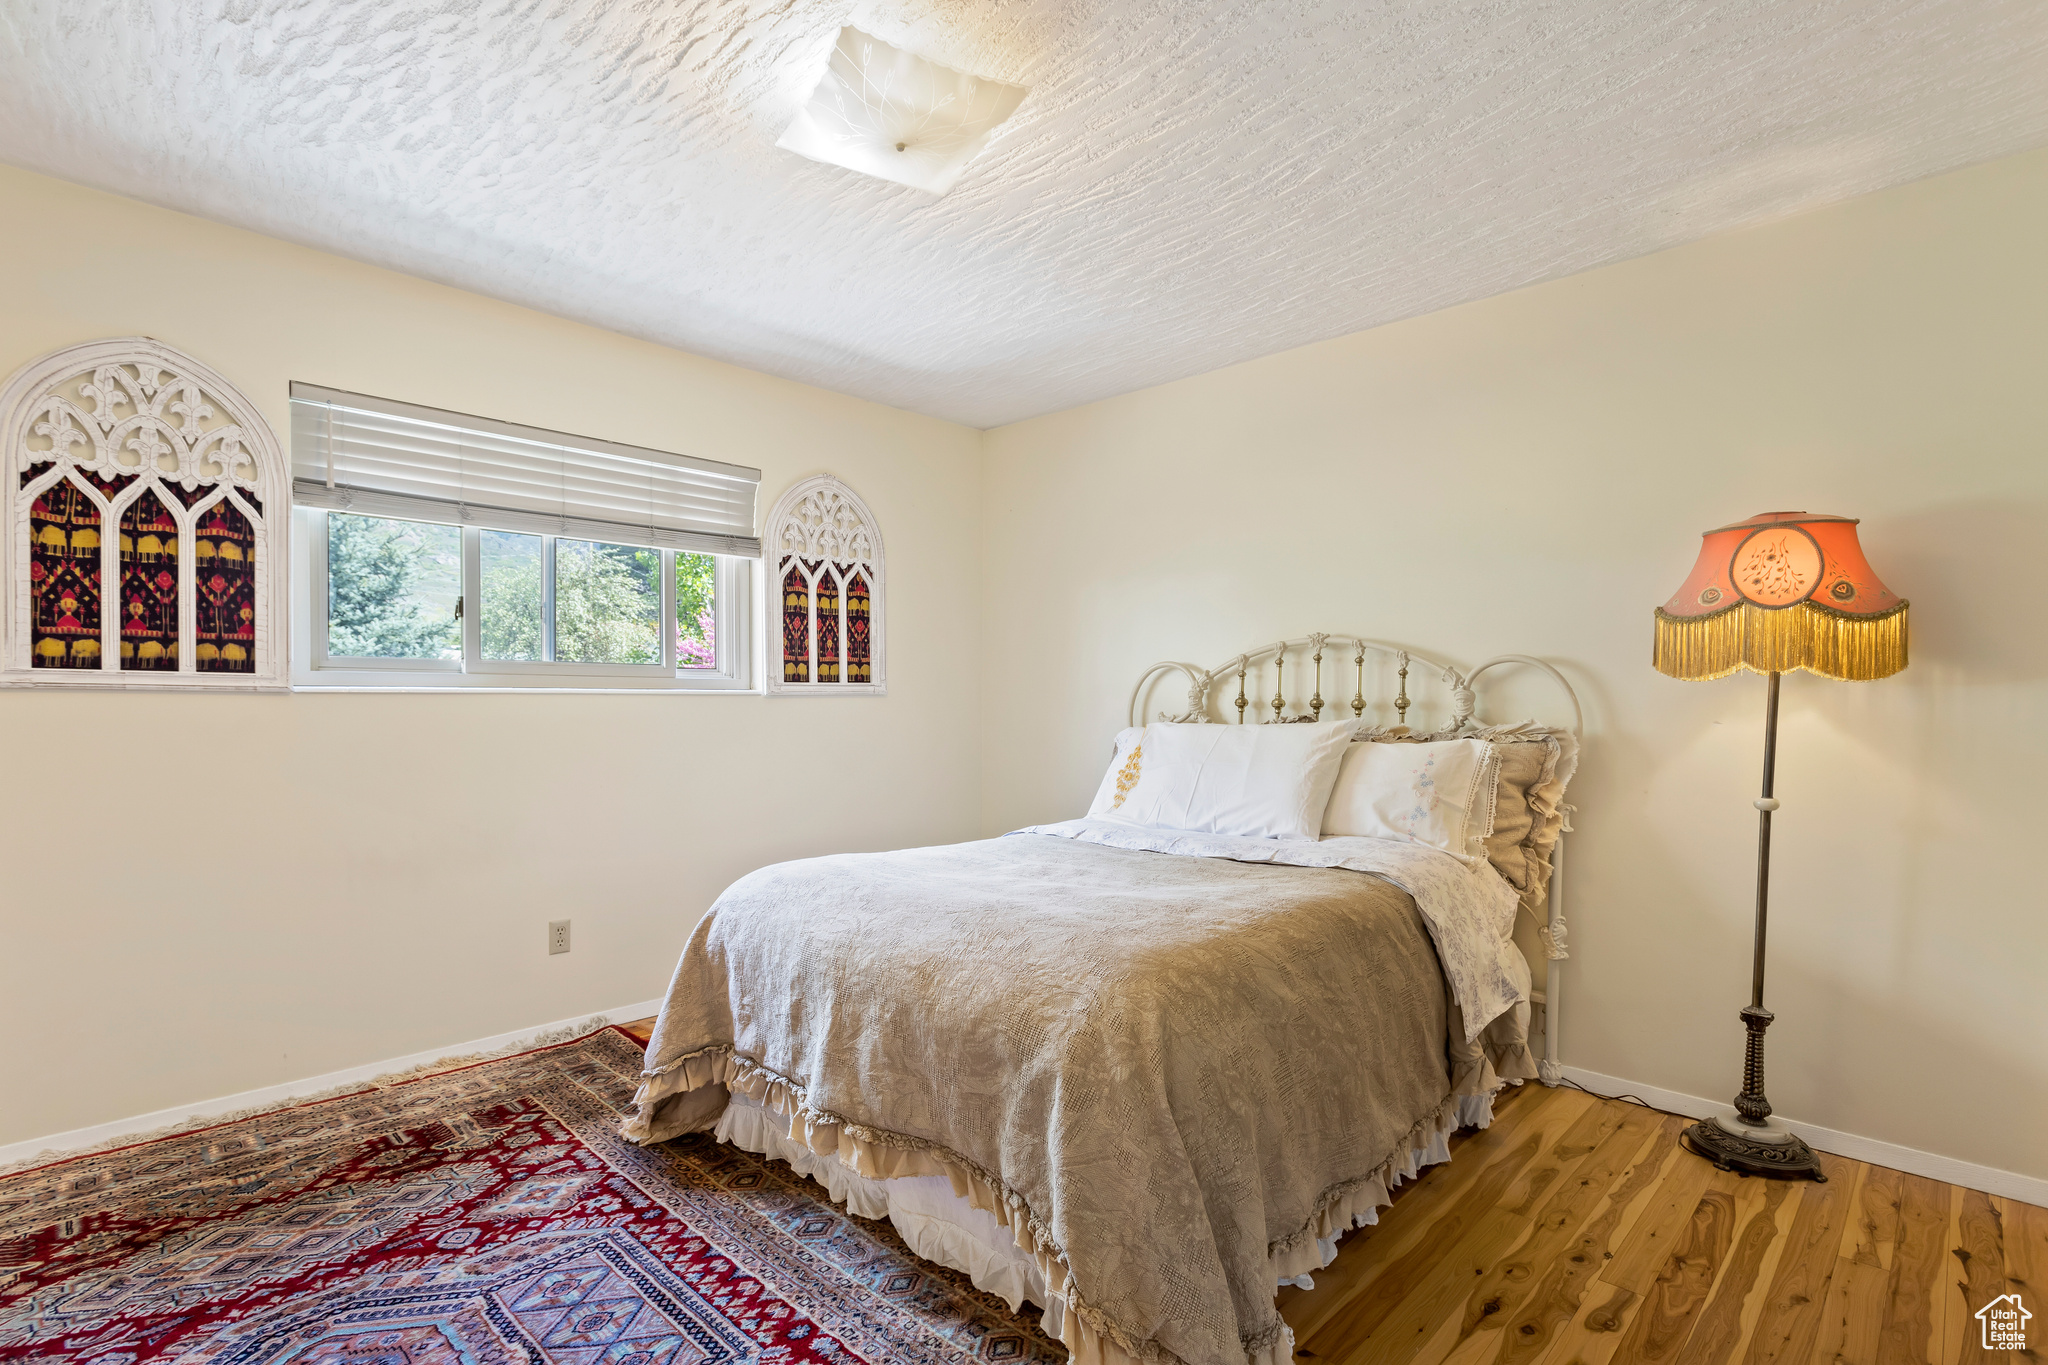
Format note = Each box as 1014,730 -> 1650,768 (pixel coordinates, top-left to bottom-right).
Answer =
548,919 -> 572,955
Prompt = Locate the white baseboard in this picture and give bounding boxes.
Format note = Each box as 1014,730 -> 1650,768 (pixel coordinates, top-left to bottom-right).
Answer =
0,997 -> 664,1174
1561,1066 -> 2048,1207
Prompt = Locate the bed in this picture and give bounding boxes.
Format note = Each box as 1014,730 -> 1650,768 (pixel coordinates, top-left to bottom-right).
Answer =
623,635 -> 1580,1365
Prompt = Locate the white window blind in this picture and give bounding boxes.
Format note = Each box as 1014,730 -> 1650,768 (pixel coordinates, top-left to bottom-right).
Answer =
288,383 -> 762,558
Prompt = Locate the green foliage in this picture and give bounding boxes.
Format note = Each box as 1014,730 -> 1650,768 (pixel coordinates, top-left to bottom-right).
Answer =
326,513 -> 460,659
676,552 -> 716,666
557,542 -> 661,663
478,541 -> 542,662
333,519 -> 703,670
479,536 -> 663,665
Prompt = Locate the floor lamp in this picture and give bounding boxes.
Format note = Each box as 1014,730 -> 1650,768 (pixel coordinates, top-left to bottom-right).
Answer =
1654,511 -> 1909,1180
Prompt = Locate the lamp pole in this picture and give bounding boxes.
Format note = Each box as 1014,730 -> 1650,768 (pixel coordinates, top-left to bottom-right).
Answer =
1681,668 -> 1826,1180
1737,671 -> 1781,1128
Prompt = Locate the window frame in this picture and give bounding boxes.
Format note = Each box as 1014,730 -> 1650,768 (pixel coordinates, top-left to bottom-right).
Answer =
292,507 -> 752,691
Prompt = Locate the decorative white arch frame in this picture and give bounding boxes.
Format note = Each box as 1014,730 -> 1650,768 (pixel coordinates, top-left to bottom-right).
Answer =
1130,634 -> 1582,1087
763,474 -> 886,697
1,338 -> 289,690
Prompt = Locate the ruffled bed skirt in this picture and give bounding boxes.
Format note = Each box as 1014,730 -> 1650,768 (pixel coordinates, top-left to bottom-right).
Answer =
624,1043 -> 1525,1365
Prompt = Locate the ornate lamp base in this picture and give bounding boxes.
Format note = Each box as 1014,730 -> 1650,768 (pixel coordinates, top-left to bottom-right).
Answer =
1681,1117 -> 1827,1181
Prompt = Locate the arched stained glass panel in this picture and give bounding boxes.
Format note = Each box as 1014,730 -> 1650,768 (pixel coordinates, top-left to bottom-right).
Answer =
763,476 -> 884,696
3,339 -> 288,687
29,477 -> 103,668
814,562 -> 840,683
844,568 -> 871,684
195,499 -> 257,673
782,564 -> 810,683
120,489 -> 181,671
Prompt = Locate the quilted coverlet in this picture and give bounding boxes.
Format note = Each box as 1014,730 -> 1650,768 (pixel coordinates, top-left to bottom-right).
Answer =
626,833 -> 1527,1365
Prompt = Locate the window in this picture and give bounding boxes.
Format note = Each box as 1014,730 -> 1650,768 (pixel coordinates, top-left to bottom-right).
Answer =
1,338 -> 289,690
763,474 -> 884,696
290,385 -> 757,689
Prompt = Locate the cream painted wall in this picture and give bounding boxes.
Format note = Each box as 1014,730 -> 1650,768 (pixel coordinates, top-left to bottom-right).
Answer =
0,165 -> 983,1147
980,148 -> 2048,1181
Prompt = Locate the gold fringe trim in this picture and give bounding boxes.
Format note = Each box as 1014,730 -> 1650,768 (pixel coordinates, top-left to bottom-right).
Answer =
1654,600 -> 1908,682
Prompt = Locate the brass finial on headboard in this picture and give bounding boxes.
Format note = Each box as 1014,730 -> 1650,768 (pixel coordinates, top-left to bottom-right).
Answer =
1308,633 -> 1327,720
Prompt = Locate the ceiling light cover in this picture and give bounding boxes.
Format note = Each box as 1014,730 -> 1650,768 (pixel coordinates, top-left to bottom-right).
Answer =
777,27 -> 1028,195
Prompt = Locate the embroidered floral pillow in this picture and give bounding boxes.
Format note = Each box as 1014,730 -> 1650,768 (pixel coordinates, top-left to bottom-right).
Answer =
1320,737 -> 1502,863
1086,727 -> 1146,817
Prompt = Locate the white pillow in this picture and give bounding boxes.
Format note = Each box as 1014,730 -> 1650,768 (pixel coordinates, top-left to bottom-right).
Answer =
1320,738 -> 1502,861
1086,726 -> 1146,817
1111,720 -> 1359,841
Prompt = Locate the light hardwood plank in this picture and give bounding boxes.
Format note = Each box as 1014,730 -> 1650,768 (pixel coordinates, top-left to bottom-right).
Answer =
1740,1151 -> 1853,1365
1948,1186 -> 2009,1364
1540,1281 -> 1647,1365
1611,1183 -> 1742,1362
1878,1172 -> 1953,1365
1418,1105 -> 1668,1365
1531,1131 -> 1698,1365
1674,1177 -> 1797,1365
1941,1186 -> 1967,1365
1992,1192 -> 2046,1340
1494,1114 -> 1684,1365
1997,1192 -> 2048,1286
1812,1162 -> 1900,1365
1597,1130 -> 1728,1298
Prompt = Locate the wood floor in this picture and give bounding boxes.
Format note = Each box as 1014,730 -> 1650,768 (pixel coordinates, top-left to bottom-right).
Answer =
617,1020 -> 2044,1363
1275,1082 -> 2043,1365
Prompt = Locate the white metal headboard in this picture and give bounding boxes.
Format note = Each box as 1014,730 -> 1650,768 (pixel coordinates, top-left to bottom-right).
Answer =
1129,634 -> 1581,1088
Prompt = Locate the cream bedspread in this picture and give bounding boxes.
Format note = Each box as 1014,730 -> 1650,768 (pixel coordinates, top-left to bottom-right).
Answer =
624,832 -> 1532,1365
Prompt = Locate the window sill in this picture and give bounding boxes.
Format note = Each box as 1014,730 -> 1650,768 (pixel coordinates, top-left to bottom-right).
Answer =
292,666 -> 755,693
291,682 -> 766,694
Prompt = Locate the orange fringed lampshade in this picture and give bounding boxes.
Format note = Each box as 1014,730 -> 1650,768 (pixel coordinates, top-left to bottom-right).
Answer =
1654,512 -> 1909,682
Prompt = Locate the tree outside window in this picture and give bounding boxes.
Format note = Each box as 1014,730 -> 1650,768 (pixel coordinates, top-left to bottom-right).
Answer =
325,512 -> 725,674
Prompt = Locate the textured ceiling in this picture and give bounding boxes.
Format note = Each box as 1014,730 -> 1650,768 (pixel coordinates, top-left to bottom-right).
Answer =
2,2 -> 2045,427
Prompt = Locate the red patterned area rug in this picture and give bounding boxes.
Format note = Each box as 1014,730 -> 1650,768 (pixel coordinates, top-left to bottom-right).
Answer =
0,1027 -> 1064,1364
